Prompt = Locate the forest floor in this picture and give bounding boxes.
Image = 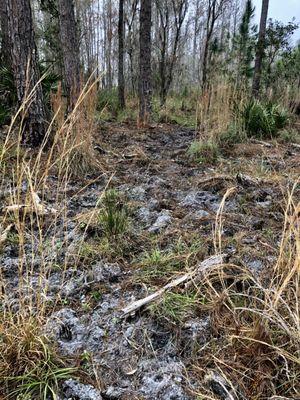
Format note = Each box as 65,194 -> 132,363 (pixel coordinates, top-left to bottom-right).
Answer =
1,122 -> 300,399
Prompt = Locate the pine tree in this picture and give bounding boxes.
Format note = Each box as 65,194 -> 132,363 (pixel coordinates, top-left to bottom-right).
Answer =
139,0 -> 152,125
237,0 -> 255,80
39,0 -> 62,76
118,0 -> 125,109
252,0 -> 269,97
58,0 -> 81,110
4,0 -> 47,147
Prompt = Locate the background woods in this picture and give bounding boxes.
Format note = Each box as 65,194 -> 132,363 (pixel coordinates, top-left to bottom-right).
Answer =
0,0 -> 299,132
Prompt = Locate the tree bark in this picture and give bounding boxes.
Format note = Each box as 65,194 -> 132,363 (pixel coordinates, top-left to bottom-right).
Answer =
155,0 -> 168,107
252,0 -> 269,98
0,3 -> 10,67
4,0 -> 47,147
139,0 -> 152,126
58,0 -> 81,110
118,0 -> 125,109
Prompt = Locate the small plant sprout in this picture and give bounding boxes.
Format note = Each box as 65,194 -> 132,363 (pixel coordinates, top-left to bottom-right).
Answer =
98,189 -> 129,237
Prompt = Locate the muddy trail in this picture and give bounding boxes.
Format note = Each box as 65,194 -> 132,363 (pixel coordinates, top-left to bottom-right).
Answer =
1,123 -> 299,399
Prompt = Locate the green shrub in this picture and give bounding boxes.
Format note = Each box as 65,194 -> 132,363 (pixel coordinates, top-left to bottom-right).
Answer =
219,123 -> 246,146
0,64 -> 59,125
0,66 -> 16,125
0,103 -> 10,125
188,139 -> 220,164
242,100 -> 289,138
97,88 -> 119,114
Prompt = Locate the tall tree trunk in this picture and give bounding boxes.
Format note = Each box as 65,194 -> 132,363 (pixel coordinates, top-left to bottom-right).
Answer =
159,37 -> 167,107
0,4 -> 10,67
5,0 -> 47,147
139,0 -> 152,125
106,0 -> 113,90
58,0 -> 81,110
118,0 -> 125,109
201,38 -> 210,90
201,1 -> 214,90
252,0 -> 269,98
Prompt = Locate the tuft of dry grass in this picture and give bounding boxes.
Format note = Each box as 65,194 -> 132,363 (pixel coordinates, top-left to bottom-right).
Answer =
51,75 -> 103,179
0,75 -> 106,399
190,185 -> 300,399
196,81 -> 245,141
0,314 -> 75,399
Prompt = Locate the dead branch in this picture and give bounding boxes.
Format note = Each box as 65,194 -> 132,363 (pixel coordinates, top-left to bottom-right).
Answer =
122,254 -> 226,316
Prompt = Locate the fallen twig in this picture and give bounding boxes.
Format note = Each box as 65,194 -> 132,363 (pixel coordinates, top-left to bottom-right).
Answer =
197,173 -> 265,188
250,138 -> 273,148
122,254 -> 226,316
291,142 -> 300,150
196,174 -> 234,187
4,192 -> 58,216
236,173 -> 262,187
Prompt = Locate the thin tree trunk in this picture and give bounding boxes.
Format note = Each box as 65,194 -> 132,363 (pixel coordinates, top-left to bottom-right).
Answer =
118,0 -> 125,109
5,0 -> 47,147
125,0 -> 138,94
139,0 -> 152,126
155,0 -> 168,107
192,1 -> 200,80
252,0 -> 269,98
202,4 -> 214,91
159,37 -> 167,106
58,0 -> 81,110
106,0 -> 113,90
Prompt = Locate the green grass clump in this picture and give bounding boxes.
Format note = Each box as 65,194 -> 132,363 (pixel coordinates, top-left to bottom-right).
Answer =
242,100 -> 289,138
154,95 -> 197,128
98,189 -> 129,237
188,140 -> 220,164
97,88 -> 119,116
219,123 -> 246,146
137,248 -> 181,284
150,292 -> 199,324
278,128 -> 300,143
136,237 -> 205,285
